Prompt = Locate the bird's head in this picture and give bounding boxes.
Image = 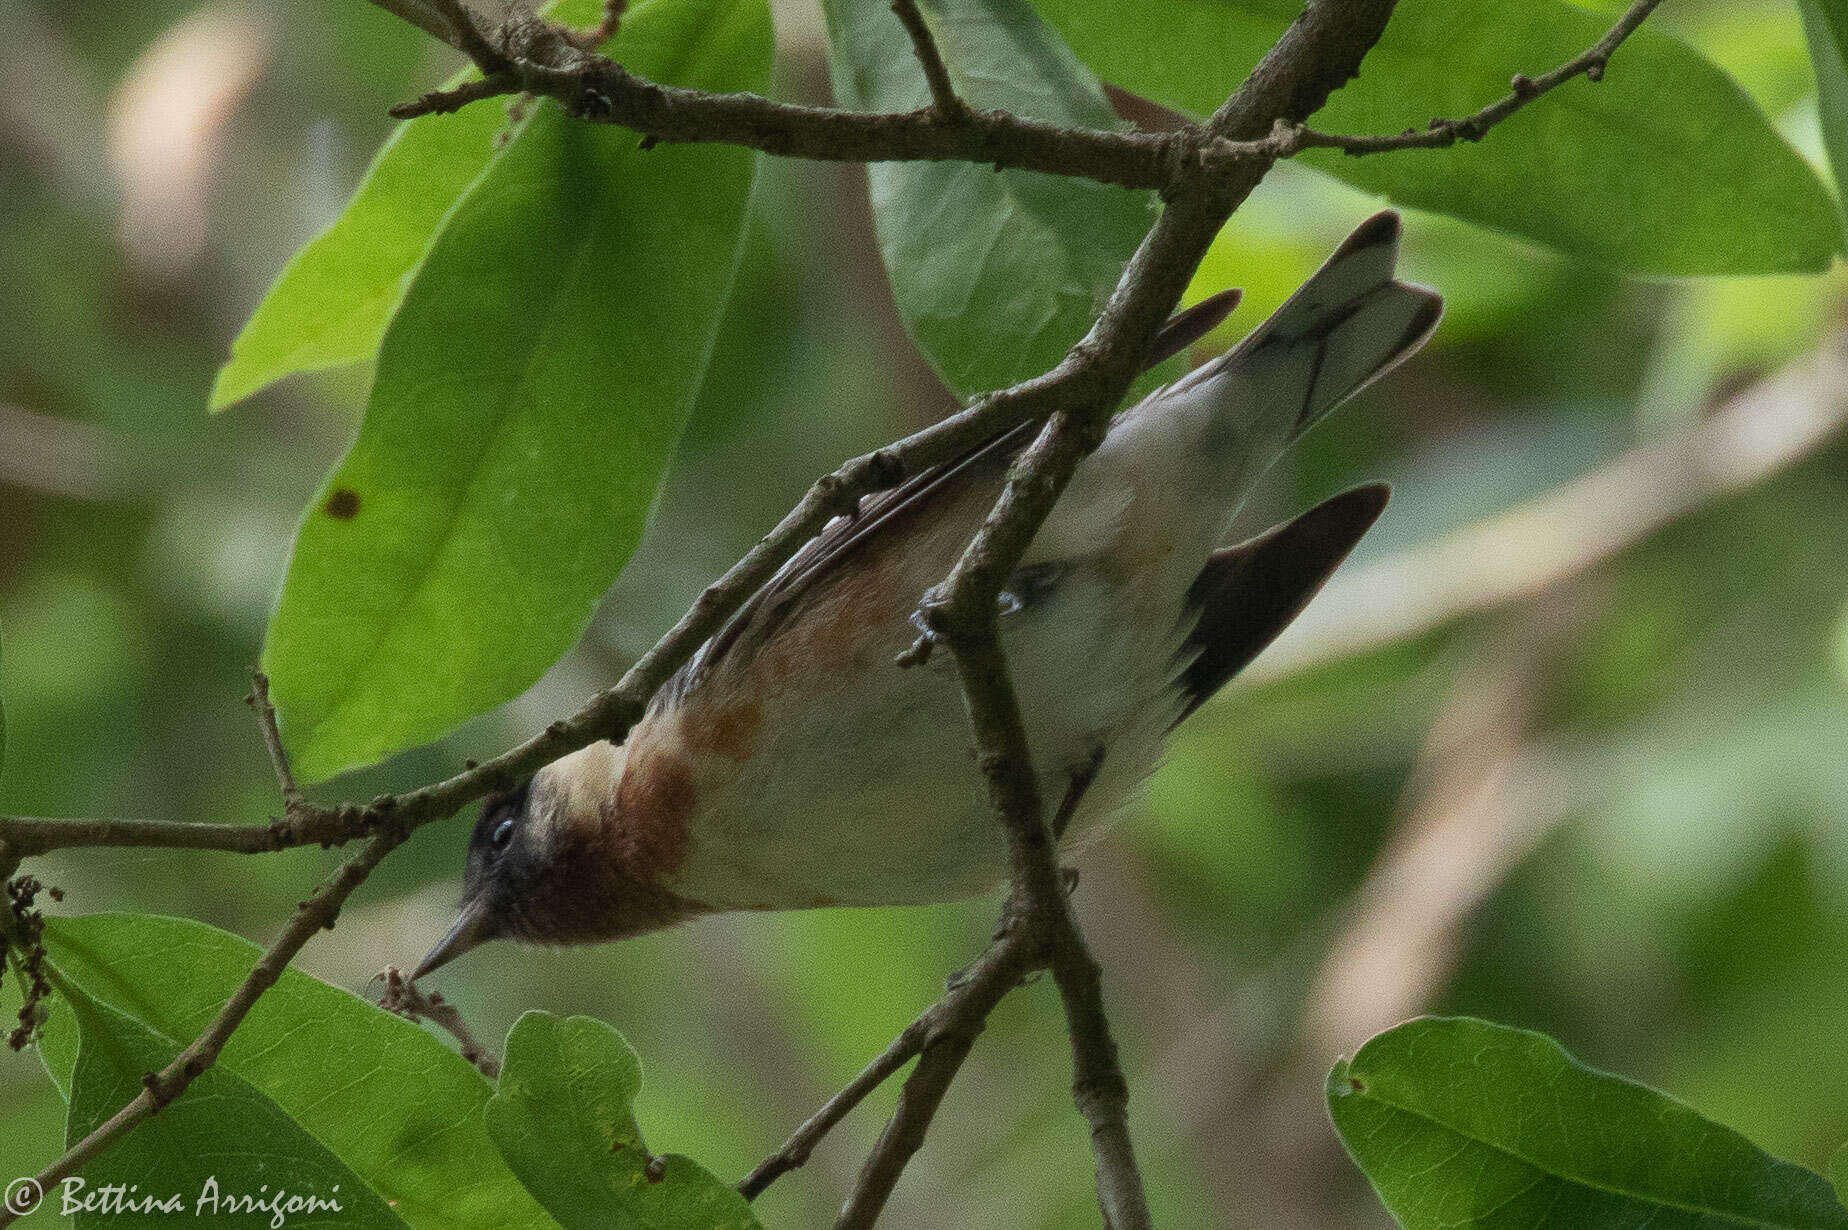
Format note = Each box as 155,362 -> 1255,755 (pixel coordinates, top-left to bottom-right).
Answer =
412,741 -> 702,979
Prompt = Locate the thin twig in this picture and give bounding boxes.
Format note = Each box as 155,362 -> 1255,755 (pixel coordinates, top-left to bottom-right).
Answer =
378,966 -> 501,1078
740,1015 -> 933,1199
833,916 -> 1044,1229
371,0 -> 1183,192
889,0 -> 966,120
1051,746 -> 1104,839
0,814 -> 355,855
248,669 -> 304,812
933,620 -> 1151,1230
742,755 -> 1091,1206
575,0 -> 624,48
386,61 -> 1184,193
1208,0 -> 1663,164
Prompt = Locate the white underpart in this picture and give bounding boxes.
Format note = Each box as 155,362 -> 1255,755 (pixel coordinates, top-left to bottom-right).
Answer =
664,368 -> 1300,910
661,223 -> 1434,909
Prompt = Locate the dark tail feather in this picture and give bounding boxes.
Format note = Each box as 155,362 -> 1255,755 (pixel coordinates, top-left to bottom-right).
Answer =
1172,483 -> 1389,725
1144,288 -> 1243,369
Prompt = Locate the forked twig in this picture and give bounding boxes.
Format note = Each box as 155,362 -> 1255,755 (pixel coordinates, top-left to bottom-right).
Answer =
379,966 -> 501,1078
890,0 -> 966,119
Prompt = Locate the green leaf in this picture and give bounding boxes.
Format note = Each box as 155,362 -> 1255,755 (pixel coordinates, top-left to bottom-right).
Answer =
263,0 -> 773,782
43,914 -> 555,1230
208,0 -> 620,411
209,69 -> 510,411
1800,0 -> 1848,218
50,968 -> 408,1229
36,976 -> 79,1101
820,0 -> 1163,396
1328,1016 -> 1848,1229
1032,0 -> 1844,275
486,1012 -> 760,1230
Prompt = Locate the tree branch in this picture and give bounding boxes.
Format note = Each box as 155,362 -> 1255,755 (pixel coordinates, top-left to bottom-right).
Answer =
1244,330 -> 1848,683
377,1 -> 1181,191
248,669 -> 304,812
391,65 -> 1185,192
573,0 -> 626,48
0,814 -> 352,856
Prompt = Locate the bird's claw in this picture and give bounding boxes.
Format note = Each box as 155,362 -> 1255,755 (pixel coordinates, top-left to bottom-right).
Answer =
895,605 -> 941,667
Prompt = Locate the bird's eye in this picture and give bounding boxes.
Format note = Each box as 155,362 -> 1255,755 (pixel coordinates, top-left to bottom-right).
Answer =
490,817 -> 516,851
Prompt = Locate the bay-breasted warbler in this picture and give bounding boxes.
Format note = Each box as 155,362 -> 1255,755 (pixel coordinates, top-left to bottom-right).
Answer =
415,211 -> 1442,978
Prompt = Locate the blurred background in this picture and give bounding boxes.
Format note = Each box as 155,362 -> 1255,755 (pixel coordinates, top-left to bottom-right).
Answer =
4,0 -> 1848,1225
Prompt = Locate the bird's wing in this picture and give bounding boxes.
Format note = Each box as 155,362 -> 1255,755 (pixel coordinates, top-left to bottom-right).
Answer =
665,418 -> 1033,704
659,292 -> 1249,709
1172,483 -> 1388,725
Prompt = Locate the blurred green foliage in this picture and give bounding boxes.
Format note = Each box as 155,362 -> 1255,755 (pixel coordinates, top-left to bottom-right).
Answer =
2,0 -> 1848,1225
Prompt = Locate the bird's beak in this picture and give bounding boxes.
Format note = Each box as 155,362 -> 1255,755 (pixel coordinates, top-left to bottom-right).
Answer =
413,898 -> 491,981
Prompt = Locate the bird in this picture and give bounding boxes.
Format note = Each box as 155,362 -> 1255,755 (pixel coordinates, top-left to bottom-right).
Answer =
414,211 -> 1442,979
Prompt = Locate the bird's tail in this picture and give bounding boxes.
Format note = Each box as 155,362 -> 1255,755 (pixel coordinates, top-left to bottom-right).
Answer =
1168,211 -> 1443,449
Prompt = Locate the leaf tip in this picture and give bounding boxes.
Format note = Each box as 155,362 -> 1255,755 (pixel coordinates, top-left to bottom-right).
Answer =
207,364 -> 256,414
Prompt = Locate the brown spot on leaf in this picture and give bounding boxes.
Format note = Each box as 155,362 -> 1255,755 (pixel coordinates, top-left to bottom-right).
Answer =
324,488 -> 361,520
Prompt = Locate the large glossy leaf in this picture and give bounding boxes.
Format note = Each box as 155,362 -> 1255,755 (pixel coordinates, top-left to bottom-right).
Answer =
1801,0 -> 1848,214
486,1012 -> 760,1230
1032,0 -> 1843,275
263,0 -> 772,782
209,0 -> 620,411
208,69 -> 509,411
50,967 -> 407,1229
820,0 -> 1164,396
1328,1016 -> 1848,1229
43,914 -> 554,1230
